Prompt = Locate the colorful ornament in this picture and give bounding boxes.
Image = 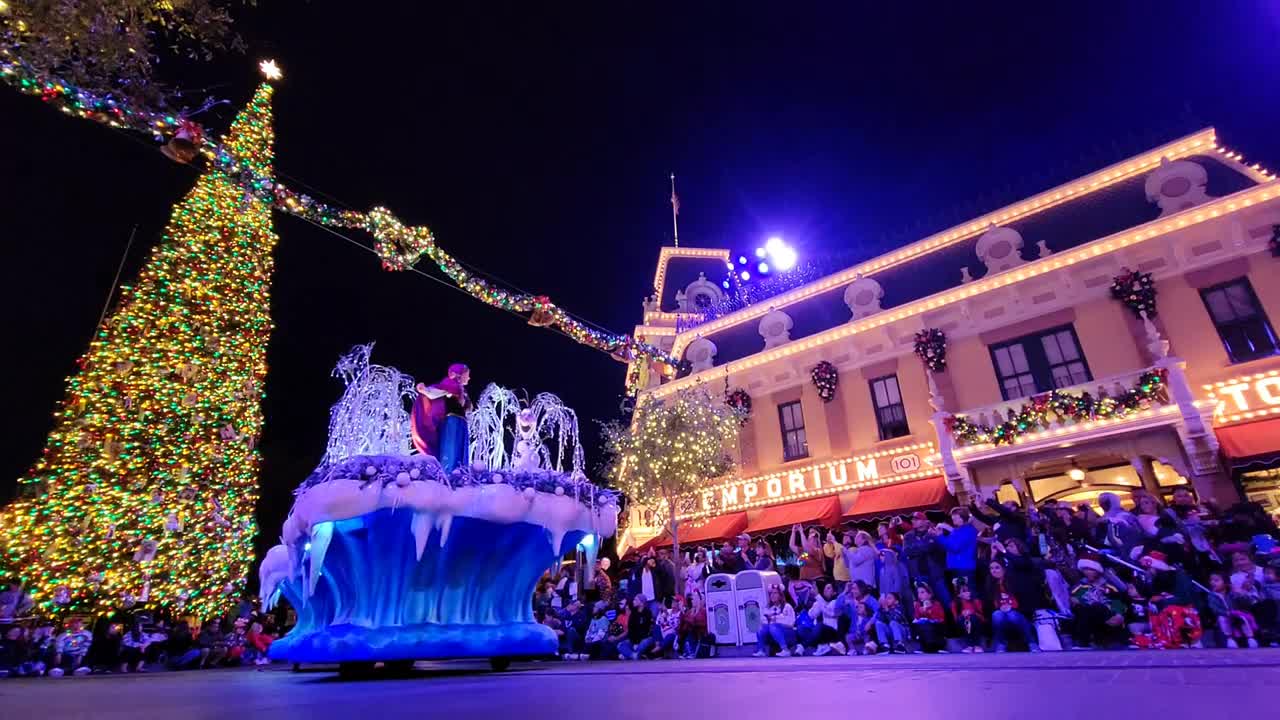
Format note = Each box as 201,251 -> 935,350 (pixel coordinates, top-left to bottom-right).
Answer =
811,361 -> 839,402
914,328 -> 948,372
1111,268 -> 1158,318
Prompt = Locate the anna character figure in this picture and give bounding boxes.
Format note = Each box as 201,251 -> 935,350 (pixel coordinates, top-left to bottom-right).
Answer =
411,363 -> 472,471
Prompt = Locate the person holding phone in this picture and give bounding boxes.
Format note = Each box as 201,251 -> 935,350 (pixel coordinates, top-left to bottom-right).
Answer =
752,585 -> 797,657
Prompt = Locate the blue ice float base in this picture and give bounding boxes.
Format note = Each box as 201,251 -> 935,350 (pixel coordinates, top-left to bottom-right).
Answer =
269,622 -> 556,663
268,507 -> 585,664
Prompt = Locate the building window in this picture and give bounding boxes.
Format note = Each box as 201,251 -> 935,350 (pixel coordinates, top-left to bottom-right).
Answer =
1200,278 -> 1279,364
869,374 -> 910,441
778,400 -> 808,461
989,325 -> 1093,401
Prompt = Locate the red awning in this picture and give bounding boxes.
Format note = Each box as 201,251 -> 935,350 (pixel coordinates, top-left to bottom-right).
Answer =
843,476 -> 952,520
745,496 -> 842,535
644,512 -> 749,549
1217,418 -> 1280,462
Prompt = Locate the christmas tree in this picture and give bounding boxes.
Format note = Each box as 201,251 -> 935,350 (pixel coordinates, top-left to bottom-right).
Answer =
0,84 -> 278,619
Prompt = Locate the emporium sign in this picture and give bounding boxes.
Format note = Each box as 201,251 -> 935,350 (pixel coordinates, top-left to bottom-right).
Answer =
695,442 -> 936,514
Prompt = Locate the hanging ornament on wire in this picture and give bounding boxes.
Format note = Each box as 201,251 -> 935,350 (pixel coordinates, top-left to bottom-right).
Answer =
159,119 -> 205,164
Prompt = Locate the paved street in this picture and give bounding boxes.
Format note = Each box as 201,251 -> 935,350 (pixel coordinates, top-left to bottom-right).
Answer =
3,650 -> 1279,720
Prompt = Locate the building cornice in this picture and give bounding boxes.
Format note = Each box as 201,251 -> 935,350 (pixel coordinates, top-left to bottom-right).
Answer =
650,246 -> 732,305
667,129 -> 1277,360
644,177 -> 1280,400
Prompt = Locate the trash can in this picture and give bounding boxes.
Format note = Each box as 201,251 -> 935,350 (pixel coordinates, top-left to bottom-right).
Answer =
705,573 -> 739,645
733,570 -> 781,645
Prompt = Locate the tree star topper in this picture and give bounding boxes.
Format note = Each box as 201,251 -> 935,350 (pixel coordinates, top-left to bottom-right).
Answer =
259,59 -> 283,81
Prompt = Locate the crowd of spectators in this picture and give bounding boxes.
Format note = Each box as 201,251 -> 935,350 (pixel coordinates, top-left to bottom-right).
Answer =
545,487 -> 1279,660
0,589 -> 286,678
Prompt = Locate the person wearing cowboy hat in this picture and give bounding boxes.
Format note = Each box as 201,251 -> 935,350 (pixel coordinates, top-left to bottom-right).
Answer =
1069,553 -> 1130,650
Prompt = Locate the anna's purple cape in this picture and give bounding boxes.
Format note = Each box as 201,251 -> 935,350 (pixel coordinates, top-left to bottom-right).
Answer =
411,377 -> 465,457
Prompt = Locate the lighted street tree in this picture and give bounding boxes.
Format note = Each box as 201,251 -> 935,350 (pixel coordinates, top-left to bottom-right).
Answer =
600,385 -> 743,566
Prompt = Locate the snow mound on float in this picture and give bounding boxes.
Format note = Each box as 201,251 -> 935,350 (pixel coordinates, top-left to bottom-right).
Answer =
259,345 -> 617,664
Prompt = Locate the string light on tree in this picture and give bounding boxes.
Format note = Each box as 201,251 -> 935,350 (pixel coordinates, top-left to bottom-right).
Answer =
0,84 -> 280,618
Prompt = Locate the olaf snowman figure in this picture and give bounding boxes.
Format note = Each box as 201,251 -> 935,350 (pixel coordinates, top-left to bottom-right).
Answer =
512,408 -> 543,472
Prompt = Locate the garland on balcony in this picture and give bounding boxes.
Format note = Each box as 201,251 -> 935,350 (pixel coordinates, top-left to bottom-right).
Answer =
1111,268 -> 1158,318
1270,225 -> 1279,258
945,369 -> 1170,447
914,328 -> 948,372
726,388 -> 753,425
811,361 -> 839,402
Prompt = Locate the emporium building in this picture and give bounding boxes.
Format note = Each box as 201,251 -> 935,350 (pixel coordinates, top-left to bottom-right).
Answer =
620,129 -> 1280,554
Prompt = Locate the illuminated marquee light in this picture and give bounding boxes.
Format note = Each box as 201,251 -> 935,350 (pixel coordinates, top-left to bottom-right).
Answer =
950,404 -> 1186,457
678,442 -> 936,518
1203,369 -> 1280,426
648,177 -> 1280,399
663,129 -> 1226,354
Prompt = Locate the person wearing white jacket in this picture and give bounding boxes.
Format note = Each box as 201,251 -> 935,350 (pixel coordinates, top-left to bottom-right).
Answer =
753,585 -> 798,657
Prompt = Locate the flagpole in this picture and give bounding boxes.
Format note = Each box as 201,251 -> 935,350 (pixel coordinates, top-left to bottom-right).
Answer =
670,173 -> 680,247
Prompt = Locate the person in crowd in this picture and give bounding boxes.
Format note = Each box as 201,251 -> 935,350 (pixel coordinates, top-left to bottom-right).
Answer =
197,619 -> 229,668
790,525 -> 826,583
1134,493 -> 1165,538
903,512 -> 949,605
952,577 -> 985,653
685,549 -> 709,596
842,530 -> 878,590
1097,492 -> 1144,557
713,540 -> 749,575
847,599 -> 878,655
877,545 -> 911,617
874,591 -> 908,654
632,553 -> 675,611
49,617 -> 93,676
0,581 -> 33,621
911,583 -> 947,653
166,620 -> 201,670
678,590 -> 708,658
618,594 -> 655,660
119,621 -> 158,673
753,540 -> 777,572
798,581 -> 845,656
0,625 -> 32,677
593,558 -> 615,605
937,508 -> 978,590
1132,551 -> 1202,649
245,622 -> 276,666
224,617 -> 249,665
993,537 -> 1047,618
753,584 -> 797,657
986,559 -> 1037,652
1207,572 -> 1259,648
583,602 -> 614,660
825,531 -> 853,591
877,521 -> 903,550
27,622 -> 56,675
735,533 -> 759,567
834,579 -> 880,636
1070,554 -> 1130,650
1228,572 -> 1266,648
655,596 -> 682,657
969,496 -> 1029,546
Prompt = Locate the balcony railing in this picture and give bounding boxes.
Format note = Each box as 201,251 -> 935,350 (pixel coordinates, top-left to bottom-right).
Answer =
947,365 -> 1174,448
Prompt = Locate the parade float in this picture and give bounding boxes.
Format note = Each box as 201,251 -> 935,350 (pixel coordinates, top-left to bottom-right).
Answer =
259,345 -> 618,672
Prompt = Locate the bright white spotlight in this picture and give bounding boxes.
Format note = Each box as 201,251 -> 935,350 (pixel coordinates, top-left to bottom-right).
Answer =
765,236 -> 784,252
722,281 -> 730,289
755,247 -> 767,258
758,262 -> 770,273
740,270 -> 751,281
772,245 -> 797,271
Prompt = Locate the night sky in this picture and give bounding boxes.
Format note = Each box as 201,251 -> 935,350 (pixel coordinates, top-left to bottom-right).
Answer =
2,3 -> 1278,558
